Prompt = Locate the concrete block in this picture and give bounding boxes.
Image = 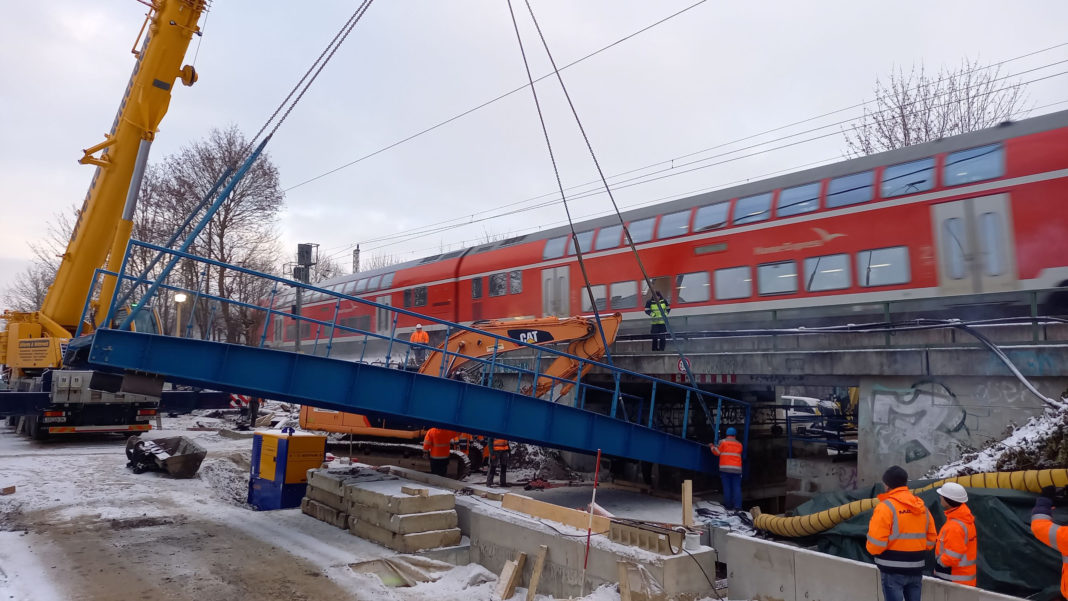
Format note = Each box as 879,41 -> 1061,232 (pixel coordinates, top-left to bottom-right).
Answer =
307,466 -> 394,497
301,497 -> 348,529
723,533 -> 796,601
348,515 -> 461,552
349,501 -> 458,534
345,478 -> 454,515
794,545 -> 879,601
306,484 -> 347,512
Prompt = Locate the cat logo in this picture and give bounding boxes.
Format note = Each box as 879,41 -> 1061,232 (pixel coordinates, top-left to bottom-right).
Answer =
507,329 -> 554,344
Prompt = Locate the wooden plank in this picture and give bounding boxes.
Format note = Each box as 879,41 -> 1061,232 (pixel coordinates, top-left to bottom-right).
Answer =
617,561 -> 632,601
481,490 -> 504,502
400,486 -> 429,497
682,479 -> 694,527
525,545 -> 548,601
1,485 -> 15,496
501,493 -> 611,532
495,551 -> 527,599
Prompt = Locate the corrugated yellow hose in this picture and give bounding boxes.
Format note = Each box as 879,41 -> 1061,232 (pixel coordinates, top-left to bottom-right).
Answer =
754,469 -> 1068,537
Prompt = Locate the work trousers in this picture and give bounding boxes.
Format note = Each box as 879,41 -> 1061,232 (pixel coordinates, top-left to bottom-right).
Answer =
721,472 -> 742,510
650,324 -> 667,351
412,347 -> 428,366
429,457 -> 450,477
486,450 -> 510,487
880,571 -> 922,601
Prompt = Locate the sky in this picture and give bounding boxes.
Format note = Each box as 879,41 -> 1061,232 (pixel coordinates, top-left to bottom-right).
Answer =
1,1 -> 1067,293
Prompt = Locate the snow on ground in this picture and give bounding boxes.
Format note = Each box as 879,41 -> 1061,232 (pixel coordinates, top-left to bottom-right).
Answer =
927,406 -> 1068,478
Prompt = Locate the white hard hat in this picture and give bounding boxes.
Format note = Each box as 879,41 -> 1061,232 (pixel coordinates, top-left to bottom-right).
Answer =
415,324 -> 422,329
936,482 -> 968,504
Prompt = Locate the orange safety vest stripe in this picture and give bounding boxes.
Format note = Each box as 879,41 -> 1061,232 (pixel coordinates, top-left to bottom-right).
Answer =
411,331 -> 429,344
935,515 -> 977,586
713,438 -> 743,472
423,429 -> 456,458
492,439 -> 510,451
866,494 -> 937,557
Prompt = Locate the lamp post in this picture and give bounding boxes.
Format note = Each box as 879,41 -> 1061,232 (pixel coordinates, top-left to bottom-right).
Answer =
175,292 -> 188,337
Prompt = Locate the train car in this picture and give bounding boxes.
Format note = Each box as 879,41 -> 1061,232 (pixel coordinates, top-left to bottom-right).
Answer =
265,110 -> 1068,354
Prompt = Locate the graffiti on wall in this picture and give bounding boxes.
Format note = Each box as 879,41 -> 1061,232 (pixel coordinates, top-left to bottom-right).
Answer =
870,379 -> 970,464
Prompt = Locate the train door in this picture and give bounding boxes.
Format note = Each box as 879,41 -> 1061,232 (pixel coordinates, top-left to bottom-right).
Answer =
541,267 -> 569,317
375,295 -> 392,334
931,194 -> 1017,295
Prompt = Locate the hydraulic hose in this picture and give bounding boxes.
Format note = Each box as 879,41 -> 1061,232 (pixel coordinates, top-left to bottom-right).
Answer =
754,469 -> 1068,537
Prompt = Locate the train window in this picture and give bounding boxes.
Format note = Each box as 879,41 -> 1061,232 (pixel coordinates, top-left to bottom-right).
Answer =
489,273 -> 508,297
694,202 -> 729,231
543,236 -> 567,260
777,183 -> 821,217
656,210 -> 692,240
675,272 -> 710,303
413,286 -> 427,307
827,171 -> 874,207
403,289 -> 411,307
582,285 -> 608,312
367,275 -> 382,291
757,261 -> 798,295
628,217 -> 656,244
803,254 -> 851,291
356,279 -> 368,293
471,277 -> 483,299
381,273 -> 394,289
733,192 -> 772,225
942,218 -> 967,280
944,144 -> 1004,186
342,315 -> 371,332
980,212 -> 1005,276
857,246 -> 910,287
609,281 -> 638,309
714,266 -> 752,300
567,230 -> 595,255
882,158 -> 934,198
595,224 -> 623,250
509,270 -> 523,294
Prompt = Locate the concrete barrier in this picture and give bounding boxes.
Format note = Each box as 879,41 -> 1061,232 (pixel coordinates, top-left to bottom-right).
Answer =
722,532 -> 1023,601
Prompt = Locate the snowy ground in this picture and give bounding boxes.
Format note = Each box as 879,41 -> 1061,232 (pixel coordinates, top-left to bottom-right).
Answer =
0,413 -> 738,601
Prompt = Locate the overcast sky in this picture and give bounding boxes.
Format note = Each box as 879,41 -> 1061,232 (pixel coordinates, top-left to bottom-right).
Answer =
2,1 -> 1067,292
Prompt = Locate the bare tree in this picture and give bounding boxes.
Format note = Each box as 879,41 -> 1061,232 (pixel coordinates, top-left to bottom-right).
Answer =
311,254 -> 345,281
845,59 -> 1028,156
360,252 -> 402,271
1,207 -> 76,313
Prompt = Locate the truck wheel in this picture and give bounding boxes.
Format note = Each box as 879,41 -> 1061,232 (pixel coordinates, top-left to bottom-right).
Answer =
26,416 -> 49,440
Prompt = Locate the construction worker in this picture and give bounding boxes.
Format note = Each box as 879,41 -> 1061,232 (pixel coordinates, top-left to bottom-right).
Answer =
1031,486 -> 1068,599
644,290 -> 670,351
422,427 -> 456,477
485,438 -> 511,487
866,465 -> 936,601
410,324 -> 430,365
709,427 -> 743,510
933,482 -> 977,587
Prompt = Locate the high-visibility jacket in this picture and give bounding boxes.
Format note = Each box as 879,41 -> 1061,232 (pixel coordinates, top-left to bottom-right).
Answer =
423,428 -> 456,459
645,298 -> 669,325
934,503 -> 978,586
492,439 -> 510,452
1032,498 -> 1068,599
866,487 -> 937,575
410,330 -> 429,345
710,436 -> 743,474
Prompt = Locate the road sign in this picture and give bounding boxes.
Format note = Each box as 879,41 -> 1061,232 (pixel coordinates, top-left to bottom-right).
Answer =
678,357 -> 690,372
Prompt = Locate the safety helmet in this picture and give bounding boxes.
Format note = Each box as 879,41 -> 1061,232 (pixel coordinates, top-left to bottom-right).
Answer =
936,482 -> 968,504
725,427 -> 737,437
416,324 -> 422,329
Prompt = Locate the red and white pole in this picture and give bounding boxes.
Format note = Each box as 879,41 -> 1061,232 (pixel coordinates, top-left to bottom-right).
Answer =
581,448 -> 602,596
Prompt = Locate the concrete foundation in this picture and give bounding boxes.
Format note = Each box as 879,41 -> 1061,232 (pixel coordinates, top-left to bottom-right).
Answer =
348,517 -> 462,553
721,531 -> 1022,601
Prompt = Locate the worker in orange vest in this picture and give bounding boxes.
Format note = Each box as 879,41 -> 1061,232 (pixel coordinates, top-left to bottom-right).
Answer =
933,482 -> 977,587
410,324 -> 430,365
866,466 -> 936,601
485,438 -> 511,487
1032,486 -> 1068,600
423,427 -> 456,477
709,427 -> 743,510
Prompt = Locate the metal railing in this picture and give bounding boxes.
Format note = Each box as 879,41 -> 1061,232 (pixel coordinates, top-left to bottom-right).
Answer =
86,239 -> 751,447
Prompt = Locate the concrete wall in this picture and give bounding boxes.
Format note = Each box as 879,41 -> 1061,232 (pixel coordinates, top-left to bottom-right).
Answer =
857,375 -> 1059,486
786,457 -> 859,508
722,532 -> 1023,601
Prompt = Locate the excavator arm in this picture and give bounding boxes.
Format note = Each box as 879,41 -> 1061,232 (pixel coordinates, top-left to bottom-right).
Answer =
418,313 -> 622,401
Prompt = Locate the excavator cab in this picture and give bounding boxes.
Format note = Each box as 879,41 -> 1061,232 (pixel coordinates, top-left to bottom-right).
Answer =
111,305 -> 163,334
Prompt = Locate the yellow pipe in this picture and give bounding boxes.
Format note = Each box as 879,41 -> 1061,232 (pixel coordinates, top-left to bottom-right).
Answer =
754,469 -> 1068,537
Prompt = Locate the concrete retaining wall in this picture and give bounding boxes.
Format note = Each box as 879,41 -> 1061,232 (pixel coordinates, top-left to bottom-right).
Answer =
722,532 -> 1022,601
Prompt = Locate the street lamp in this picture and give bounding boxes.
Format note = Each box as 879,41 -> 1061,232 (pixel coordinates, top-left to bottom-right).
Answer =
175,292 -> 188,337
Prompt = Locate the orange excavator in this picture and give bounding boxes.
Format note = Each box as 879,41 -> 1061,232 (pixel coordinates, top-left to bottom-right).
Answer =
299,313 -> 622,478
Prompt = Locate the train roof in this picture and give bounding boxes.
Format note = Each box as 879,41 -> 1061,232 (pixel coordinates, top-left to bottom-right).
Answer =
320,109 -> 1068,286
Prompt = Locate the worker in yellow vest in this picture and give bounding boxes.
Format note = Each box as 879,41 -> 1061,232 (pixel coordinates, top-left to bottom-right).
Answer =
486,438 -> 511,487
644,291 -> 670,351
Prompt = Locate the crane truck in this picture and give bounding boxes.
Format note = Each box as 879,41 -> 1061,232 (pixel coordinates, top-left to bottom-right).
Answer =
0,1 -> 208,438
299,313 -> 623,477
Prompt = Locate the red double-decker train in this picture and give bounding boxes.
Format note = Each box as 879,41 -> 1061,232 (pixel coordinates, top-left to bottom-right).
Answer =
266,110 -> 1068,353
